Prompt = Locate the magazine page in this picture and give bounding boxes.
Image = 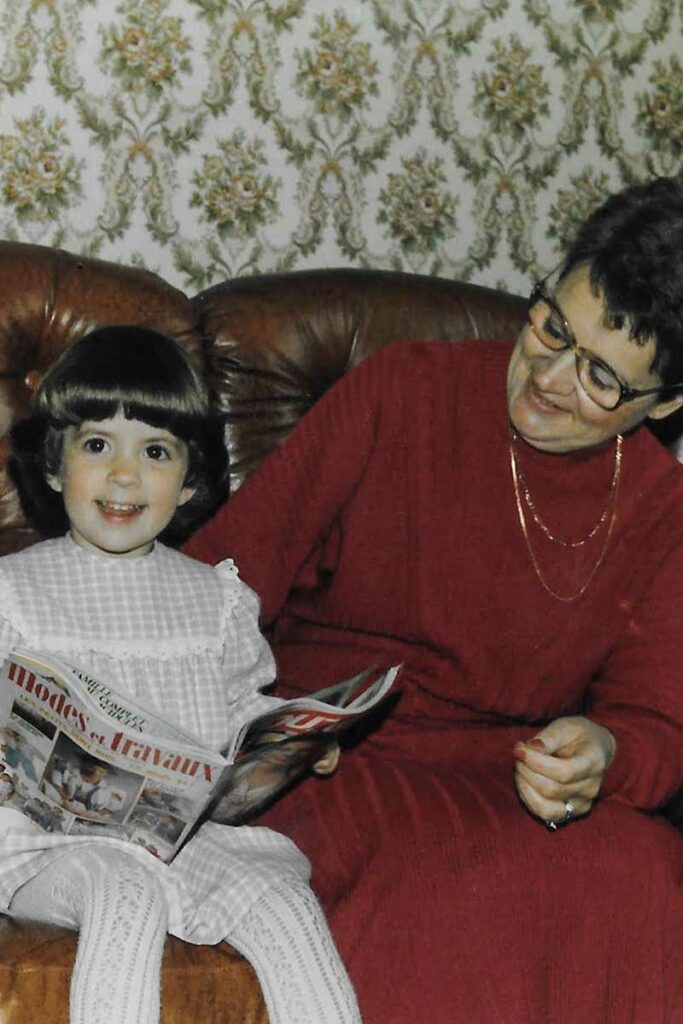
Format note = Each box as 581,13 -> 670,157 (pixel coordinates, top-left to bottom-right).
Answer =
208,733 -> 334,826
61,657 -> 212,752
229,665 -> 401,758
0,650 -> 228,862
208,665 -> 402,825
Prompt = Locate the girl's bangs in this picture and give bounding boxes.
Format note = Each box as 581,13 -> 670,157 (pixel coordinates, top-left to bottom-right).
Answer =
50,387 -> 205,442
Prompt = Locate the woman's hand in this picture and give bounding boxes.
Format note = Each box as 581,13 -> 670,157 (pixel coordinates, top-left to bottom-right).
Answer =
513,716 -> 616,826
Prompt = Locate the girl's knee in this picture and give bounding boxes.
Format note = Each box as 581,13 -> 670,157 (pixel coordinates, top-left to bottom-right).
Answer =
73,847 -> 168,924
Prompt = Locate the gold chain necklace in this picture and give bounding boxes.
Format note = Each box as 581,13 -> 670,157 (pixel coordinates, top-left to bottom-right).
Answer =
509,431 -> 623,602
511,433 -> 622,548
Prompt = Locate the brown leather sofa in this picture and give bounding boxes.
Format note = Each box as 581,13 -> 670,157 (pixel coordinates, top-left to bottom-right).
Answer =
0,240 -> 675,1021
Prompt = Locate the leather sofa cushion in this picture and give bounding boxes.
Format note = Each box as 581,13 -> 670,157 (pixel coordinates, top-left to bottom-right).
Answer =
0,918 -> 266,1023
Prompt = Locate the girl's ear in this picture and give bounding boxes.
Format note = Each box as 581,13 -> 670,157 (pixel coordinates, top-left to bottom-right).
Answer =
46,474 -> 63,493
178,485 -> 196,507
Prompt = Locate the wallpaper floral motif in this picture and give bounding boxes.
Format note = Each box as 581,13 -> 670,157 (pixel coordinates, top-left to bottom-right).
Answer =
0,0 -> 680,295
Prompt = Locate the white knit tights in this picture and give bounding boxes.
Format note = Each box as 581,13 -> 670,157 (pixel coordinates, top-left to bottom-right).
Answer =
9,851 -> 361,1024
230,877 -> 362,1024
9,847 -> 168,1024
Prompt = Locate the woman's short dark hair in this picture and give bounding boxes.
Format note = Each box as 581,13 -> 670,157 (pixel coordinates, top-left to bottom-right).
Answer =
10,325 -> 229,543
562,176 -> 683,387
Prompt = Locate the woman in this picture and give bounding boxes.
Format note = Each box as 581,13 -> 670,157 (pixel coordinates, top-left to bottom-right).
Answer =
185,177 -> 683,1022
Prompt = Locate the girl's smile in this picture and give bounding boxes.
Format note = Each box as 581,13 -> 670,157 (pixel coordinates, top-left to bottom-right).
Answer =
48,411 -> 195,558
96,500 -> 145,518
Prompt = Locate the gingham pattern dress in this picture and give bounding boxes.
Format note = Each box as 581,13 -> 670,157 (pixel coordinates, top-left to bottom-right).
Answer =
0,535 -> 310,944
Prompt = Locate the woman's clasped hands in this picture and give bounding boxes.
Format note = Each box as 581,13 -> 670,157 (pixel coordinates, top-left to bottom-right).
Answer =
513,716 -> 616,830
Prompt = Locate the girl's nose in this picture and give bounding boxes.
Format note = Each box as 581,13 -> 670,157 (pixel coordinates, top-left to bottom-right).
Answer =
107,455 -> 139,485
532,348 -> 576,395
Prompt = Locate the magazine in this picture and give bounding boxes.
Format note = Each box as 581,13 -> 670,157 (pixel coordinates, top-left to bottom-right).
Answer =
0,649 -> 400,862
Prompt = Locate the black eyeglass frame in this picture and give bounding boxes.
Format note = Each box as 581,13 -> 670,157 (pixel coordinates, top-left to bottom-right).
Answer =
529,278 -> 683,411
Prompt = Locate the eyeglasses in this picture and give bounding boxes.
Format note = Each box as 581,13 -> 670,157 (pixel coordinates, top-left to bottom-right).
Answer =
528,278 -> 675,411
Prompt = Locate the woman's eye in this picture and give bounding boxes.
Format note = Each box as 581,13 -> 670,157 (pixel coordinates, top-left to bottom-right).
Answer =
83,437 -> 107,454
145,444 -> 170,461
586,360 -> 616,392
543,315 -> 567,343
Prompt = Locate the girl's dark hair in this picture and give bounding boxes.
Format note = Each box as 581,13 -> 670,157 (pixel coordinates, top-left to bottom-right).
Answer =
9,325 -> 229,543
562,176 -> 683,386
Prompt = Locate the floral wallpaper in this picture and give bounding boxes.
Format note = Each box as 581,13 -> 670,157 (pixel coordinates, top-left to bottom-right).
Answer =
0,0 -> 680,296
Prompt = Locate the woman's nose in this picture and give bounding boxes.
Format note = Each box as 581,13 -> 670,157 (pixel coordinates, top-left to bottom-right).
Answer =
533,348 -> 576,394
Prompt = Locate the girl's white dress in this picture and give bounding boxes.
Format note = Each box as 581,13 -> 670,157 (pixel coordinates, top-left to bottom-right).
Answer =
0,535 -> 310,943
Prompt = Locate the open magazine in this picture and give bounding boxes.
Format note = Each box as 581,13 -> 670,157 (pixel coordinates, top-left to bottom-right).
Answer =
0,649 -> 400,862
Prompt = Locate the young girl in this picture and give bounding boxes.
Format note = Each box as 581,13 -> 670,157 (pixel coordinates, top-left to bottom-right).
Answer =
0,326 -> 360,1024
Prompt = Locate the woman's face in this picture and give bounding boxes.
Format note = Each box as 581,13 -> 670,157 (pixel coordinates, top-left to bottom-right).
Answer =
507,263 -> 673,454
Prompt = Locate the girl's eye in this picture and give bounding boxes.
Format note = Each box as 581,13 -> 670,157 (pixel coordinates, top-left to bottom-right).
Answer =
83,437 -> 107,454
145,444 -> 171,461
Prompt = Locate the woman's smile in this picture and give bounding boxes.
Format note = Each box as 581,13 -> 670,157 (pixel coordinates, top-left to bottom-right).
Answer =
523,374 -> 567,415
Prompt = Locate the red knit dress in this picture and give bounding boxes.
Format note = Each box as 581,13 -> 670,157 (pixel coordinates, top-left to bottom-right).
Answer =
185,341 -> 683,1024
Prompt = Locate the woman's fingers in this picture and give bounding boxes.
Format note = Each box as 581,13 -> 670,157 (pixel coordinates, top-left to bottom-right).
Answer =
514,716 -> 616,779
514,758 -> 602,801
513,716 -> 617,827
515,773 -> 592,824
514,745 -> 594,785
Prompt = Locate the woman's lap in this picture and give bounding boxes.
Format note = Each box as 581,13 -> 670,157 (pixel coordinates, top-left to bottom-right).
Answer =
261,744 -> 683,1023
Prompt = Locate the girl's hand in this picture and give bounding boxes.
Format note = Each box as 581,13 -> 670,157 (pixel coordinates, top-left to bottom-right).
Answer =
312,740 -> 340,776
513,716 -> 616,826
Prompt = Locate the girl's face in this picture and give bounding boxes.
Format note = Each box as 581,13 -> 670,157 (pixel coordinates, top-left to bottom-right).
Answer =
48,411 -> 195,558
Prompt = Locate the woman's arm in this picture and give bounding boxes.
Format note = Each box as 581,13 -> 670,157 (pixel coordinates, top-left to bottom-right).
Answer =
184,348 -> 392,624
515,538 -> 683,818
586,540 -> 683,810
